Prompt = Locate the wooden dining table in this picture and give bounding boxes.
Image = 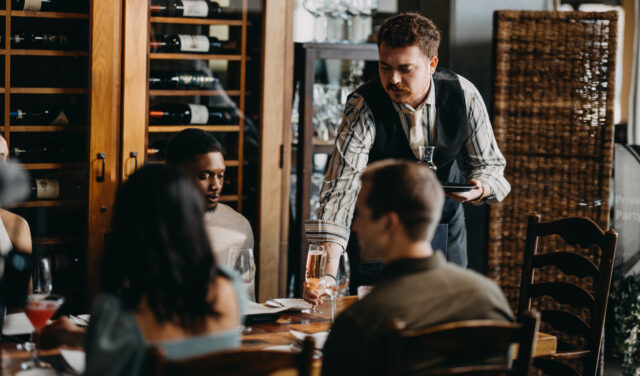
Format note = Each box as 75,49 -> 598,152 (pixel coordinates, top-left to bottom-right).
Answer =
0,296 -> 557,375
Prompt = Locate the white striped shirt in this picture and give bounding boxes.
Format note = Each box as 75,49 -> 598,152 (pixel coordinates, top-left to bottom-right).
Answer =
305,74 -> 511,249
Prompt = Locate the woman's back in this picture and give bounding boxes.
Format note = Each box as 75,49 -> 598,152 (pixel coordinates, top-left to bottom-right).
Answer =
84,267 -> 247,376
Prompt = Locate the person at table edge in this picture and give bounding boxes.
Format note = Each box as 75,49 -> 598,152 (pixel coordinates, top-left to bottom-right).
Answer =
305,12 -> 510,302
321,160 -> 514,376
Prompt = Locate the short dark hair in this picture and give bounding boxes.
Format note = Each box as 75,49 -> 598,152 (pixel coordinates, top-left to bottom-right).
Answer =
377,13 -> 441,58
101,164 -> 219,328
165,128 -> 223,165
360,160 -> 444,241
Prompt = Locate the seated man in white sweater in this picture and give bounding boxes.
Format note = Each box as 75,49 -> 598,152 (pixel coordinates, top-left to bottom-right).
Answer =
166,129 -> 255,300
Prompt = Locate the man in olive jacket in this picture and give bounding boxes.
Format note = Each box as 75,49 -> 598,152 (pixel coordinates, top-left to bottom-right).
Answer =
321,160 -> 513,376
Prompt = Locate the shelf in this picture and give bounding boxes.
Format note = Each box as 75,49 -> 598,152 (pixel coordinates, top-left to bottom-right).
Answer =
8,199 -> 86,208
220,195 -> 239,202
150,16 -> 243,26
148,125 -> 240,133
150,89 -> 242,96
18,163 -> 86,170
33,236 -> 85,246
7,50 -> 89,57
9,11 -> 89,19
10,126 -> 85,132
10,87 -> 88,94
225,160 -> 239,167
150,53 -> 242,61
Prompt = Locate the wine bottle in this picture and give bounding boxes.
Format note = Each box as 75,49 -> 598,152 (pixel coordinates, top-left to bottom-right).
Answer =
149,103 -> 237,125
30,178 -> 60,200
11,145 -> 74,163
11,31 -> 77,50
10,108 -> 70,125
149,71 -> 220,90
150,34 -> 239,54
149,0 -> 224,18
12,0 -> 69,12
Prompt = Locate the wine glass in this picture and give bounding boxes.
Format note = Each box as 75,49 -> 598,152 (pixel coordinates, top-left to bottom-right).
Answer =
303,244 -> 327,314
321,251 -> 350,323
418,146 -> 437,171
229,248 -> 256,334
228,248 -> 256,302
17,257 -> 52,353
21,257 -> 64,370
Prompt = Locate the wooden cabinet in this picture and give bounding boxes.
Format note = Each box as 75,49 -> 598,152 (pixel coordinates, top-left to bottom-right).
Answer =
2,0 -> 122,311
120,0 -> 294,301
3,0 -> 294,307
291,42 -> 377,294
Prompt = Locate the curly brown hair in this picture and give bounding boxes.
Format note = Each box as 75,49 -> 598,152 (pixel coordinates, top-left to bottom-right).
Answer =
377,13 -> 441,58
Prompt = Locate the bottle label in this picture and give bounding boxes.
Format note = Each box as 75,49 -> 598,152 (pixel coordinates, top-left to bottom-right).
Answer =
182,1 -> 209,17
15,109 -> 24,120
188,104 -> 209,124
22,0 -> 43,11
35,178 -> 60,200
178,35 -> 209,53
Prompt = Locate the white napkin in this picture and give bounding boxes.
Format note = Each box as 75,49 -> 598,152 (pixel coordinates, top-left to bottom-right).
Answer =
290,329 -> 329,349
3,312 -> 34,335
262,344 -> 295,352
60,349 -> 86,374
245,300 -> 287,316
265,298 -> 311,311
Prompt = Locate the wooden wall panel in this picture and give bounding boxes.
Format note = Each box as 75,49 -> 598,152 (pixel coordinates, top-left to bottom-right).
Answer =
87,0 -> 123,298
120,0 -> 149,180
258,0 -> 294,301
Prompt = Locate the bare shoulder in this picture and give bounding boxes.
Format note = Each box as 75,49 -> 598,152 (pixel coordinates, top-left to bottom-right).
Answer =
0,209 -> 31,253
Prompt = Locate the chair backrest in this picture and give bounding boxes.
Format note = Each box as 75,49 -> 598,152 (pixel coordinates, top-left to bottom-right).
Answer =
517,213 -> 618,376
386,310 -> 540,376
147,337 -> 315,376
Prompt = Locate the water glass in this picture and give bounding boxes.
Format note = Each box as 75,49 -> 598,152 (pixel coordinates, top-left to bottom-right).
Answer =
322,251 -> 350,323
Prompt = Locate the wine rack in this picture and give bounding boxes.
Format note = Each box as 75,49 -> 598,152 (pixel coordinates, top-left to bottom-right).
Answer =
144,0 -> 249,211
3,0 -> 91,312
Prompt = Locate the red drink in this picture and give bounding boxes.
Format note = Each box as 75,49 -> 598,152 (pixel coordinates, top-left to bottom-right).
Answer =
25,300 -> 59,330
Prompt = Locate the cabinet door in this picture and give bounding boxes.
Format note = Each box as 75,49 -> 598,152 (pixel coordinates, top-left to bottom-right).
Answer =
121,0 -> 294,300
3,0 -> 120,312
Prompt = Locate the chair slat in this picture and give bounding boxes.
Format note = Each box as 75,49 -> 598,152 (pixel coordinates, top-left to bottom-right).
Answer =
532,252 -> 599,278
536,217 -> 605,249
540,309 -> 591,341
529,282 -> 595,309
533,356 -> 581,376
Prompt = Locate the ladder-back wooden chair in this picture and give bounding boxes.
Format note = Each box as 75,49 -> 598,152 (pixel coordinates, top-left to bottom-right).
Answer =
386,310 -> 540,376
147,336 -> 315,376
517,213 -> 617,376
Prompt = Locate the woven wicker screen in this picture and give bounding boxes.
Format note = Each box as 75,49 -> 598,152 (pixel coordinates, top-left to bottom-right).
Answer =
489,11 -> 618,311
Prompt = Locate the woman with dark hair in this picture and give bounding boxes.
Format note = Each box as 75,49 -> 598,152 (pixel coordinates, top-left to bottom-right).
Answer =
83,164 -> 247,375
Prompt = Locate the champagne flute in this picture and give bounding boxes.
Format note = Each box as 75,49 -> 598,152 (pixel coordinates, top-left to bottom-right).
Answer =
321,251 -> 350,323
418,146 -> 437,171
303,244 -> 326,314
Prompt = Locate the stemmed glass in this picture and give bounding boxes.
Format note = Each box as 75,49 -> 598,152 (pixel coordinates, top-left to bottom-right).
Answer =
303,244 -> 326,314
304,0 -> 328,42
17,257 -> 52,353
321,251 -> 350,323
418,146 -> 437,171
229,248 -> 256,302
229,248 -> 256,334
21,257 -> 64,370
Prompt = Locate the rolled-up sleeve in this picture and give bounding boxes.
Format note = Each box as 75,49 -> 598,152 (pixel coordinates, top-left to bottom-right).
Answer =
305,93 -> 376,249
458,75 -> 511,203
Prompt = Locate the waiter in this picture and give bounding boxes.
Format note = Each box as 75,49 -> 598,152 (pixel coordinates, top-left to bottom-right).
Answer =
304,13 -> 510,303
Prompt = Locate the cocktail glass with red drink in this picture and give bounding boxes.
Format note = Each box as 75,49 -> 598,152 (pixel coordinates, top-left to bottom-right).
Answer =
21,294 -> 64,370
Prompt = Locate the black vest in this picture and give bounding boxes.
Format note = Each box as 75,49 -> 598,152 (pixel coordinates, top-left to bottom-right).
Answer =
354,67 -> 468,222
